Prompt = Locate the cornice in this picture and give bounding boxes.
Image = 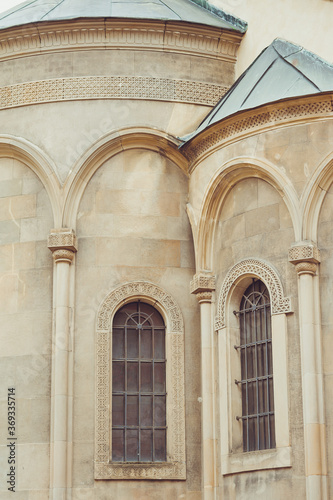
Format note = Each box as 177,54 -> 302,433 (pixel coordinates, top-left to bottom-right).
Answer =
0,75 -> 228,110
0,18 -> 242,63
182,94 -> 333,172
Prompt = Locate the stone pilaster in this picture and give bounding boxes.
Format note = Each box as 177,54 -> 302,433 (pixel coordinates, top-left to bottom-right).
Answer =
191,273 -> 216,500
289,243 -> 327,500
48,229 -> 77,500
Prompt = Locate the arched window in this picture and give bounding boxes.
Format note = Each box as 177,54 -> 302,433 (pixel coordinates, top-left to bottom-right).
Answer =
111,301 -> 166,462
234,279 -> 275,451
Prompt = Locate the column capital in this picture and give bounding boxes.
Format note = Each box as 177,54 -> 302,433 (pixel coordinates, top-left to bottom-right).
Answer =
289,243 -> 320,275
48,228 -> 77,263
190,272 -> 215,303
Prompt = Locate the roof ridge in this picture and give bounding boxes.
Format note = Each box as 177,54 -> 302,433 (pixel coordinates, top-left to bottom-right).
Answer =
187,0 -> 247,32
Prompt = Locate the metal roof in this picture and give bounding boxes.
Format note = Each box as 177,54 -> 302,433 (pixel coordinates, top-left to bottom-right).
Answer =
183,38 -> 333,141
0,0 -> 247,32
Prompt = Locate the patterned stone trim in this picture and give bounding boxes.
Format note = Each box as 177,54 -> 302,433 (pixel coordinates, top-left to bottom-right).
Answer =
48,228 -> 77,252
288,244 -> 320,264
183,96 -> 333,169
215,259 -> 292,330
295,262 -> 318,275
190,272 -> 216,294
0,76 -> 228,111
0,21 -> 241,63
95,281 -> 186,480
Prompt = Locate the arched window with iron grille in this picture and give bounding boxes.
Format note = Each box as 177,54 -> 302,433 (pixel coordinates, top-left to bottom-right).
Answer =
234,279 -> 276,452
111,301 -> 166,462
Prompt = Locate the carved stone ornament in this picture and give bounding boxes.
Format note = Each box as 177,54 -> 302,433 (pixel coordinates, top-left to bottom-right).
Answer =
0,76 -> 229,111
48,228 -> 77,263
95,281 -> 186,480
183,95 -> 333,170
215,259 -> 292,330
0,20 -> 241,64
190,273 -> 216,294
295,262 -> 318,275
288,244 -> 320,264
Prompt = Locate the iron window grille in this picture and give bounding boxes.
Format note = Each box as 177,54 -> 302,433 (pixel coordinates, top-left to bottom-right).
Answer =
112,301 -> 167,462
234,279 -> 276,452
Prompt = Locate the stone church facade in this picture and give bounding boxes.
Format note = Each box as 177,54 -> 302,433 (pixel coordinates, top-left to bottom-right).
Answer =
0,1 -> 333,499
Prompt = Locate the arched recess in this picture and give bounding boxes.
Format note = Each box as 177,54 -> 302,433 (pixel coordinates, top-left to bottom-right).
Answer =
194,157 -> 300,272
215,258 -> 292,475
95,280 -> 186,480
215,258 -> 292,330
0,135 -> 61,227
62,127 -> 188,228
302,152 -> 333,242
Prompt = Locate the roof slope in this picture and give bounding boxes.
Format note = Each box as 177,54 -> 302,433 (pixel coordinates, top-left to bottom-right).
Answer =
184,38 -> 333,140
0,0 -> 247,32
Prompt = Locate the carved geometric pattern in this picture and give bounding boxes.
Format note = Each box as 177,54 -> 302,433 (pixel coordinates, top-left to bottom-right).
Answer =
215,259 -> 292,330
0,22 -> 241,63
95,281 -> 186,480
183,98 -> 333,168
0,76 -> 228,110
288,244 -> 320,264
190,272 -> 216,294
48,228 -> 77,252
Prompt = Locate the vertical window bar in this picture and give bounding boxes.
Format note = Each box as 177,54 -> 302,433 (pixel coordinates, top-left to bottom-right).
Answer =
264,303 -> 271,449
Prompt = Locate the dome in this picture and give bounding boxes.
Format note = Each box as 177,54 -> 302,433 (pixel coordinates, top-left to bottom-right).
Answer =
0,0 -> 247,32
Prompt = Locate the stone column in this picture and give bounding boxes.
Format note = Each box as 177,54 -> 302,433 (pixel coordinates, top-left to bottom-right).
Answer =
289,244 -> 327,500
191,273 -> 216,500
48,229 -> 77,500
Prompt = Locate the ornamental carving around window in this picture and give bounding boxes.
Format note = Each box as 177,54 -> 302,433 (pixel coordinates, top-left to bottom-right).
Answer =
95,281 -> 186,480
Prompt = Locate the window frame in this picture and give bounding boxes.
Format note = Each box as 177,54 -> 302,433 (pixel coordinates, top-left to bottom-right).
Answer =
215,260 -> 292,475
95,281 -> 186,480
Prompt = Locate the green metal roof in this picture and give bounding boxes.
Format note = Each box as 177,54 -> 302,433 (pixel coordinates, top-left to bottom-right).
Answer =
182,38 -> 333,141
0,0 -> 247,32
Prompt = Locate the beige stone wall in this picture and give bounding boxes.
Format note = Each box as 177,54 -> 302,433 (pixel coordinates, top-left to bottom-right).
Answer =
73,149 -> 200,498
318,183 -> 333,494
0,158 -> 53,496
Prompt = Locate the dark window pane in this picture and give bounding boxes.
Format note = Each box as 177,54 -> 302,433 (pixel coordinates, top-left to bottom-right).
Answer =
141,363 -> 153,392
127,328 -> 139,358
112,395 -> 124,426
154,429 -> 166,461
126,429 -> 139,461
154,396 -> 166,426
154,362 -> 165,392
112,361 -> 125,392
127,395 -> 139,426
141,396 -> 153,426
154,331 -> 165,358
127,362 -> 139,392
112,328 -> 124,358
141,430 -> 153,461
112,429 -> 124,461
141,329 -> 152,358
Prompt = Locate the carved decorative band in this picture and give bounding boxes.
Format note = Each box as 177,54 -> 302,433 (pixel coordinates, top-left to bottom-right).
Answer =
95,281 -> 186,480
0,76 -> 228,111
0,21 -> 241,63
190,272 -> 216,294
184,97 -> 333,169
288,244 -> 320,264
48,228 -> 77,263
51,248 -> 75,263
295,262 -> 318,275
215,258 -> 292,330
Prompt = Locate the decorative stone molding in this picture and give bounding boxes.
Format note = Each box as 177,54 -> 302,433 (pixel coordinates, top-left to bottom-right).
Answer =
182,95 -> 333,171
215,259 -> 292,330
288,244 -> 320,264
289,243 -> 320,276
95,281 -> 186,480
0,20 -> 242,63
48,228 -> 77,263
191,272 -> 216,303
0,76 -> 228,111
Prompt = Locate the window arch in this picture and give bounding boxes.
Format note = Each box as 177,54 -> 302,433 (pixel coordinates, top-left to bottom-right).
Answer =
95,281 -> 186,480
112,301 -> 167,463
235,280 -> 275,452
216,259 -> 292,475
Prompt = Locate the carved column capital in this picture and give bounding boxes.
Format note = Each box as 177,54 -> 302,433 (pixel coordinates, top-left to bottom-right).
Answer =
190,272 -> 216,303
288,243 -> 320,276
48,228 -> 77,264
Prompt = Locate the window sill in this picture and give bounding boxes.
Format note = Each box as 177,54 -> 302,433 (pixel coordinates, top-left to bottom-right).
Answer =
221,446 -> 292,475
95,460 -> 186,480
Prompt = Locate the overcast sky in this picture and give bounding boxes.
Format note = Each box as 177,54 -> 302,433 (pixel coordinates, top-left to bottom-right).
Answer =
1,0 -> 25,13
